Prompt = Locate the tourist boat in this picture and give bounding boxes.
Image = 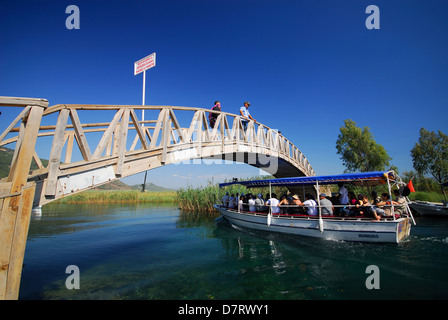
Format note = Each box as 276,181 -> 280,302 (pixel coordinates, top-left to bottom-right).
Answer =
409,182 -> 448,217
214,171 -> 415,243
409,201 -> 448,217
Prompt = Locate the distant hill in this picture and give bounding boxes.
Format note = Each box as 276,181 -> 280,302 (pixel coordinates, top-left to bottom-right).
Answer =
83,180 -> 174,192
0,147 -> 49,179
0,147 -> 14,178
92,180 -> 132,190
131,182 -> 175,192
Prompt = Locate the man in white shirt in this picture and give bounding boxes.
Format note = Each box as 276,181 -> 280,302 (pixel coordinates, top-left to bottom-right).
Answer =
266,193 -> 280,214
239,101 -> 256,132
300,193 -> 317,216
338,183 -> 349,205
222,192 -> 229,207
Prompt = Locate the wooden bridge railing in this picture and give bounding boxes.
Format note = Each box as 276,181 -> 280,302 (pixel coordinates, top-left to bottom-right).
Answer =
1,102 -> 315,206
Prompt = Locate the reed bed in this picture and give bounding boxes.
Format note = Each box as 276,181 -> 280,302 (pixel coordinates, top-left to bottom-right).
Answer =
53,190 -> 177,204
177,177 -> 289,214
408,191 -> 446,203
177,185 -> 222,214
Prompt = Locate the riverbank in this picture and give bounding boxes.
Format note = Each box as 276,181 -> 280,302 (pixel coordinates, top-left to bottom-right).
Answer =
51,190 -> 177,204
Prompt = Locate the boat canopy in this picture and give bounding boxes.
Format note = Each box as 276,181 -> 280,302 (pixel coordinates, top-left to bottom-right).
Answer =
219,171 -> 397,188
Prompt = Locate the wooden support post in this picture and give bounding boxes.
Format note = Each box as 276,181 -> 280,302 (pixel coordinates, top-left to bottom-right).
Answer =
0,183 -> 36,300
0,103 -> 45,300
69,109 -> 92,161
65,132 -> 74,163
149,109 -> 165,150
161,108 -> 170,164
115,109 -> 130,176
197,110 -> 203,157
130,109 -> 150,150
45,109 -> 69,197
92,108 -> 125,159
7,106 -> 44,196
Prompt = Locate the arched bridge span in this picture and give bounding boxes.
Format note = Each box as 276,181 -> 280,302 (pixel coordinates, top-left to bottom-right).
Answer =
1,97 -> 315,207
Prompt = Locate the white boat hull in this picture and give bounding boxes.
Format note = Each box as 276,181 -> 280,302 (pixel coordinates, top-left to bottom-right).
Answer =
214,205 -> 411,243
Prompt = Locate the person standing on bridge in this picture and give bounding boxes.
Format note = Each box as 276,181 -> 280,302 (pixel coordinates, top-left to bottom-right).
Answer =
240,101 -> 256,132
209,101 -> 221,128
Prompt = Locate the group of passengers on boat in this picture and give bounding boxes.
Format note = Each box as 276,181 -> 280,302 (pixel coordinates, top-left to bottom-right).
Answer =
220,186 -> 407,220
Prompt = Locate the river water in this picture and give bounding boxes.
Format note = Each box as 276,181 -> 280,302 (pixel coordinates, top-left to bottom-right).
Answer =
19,203 -> 448,300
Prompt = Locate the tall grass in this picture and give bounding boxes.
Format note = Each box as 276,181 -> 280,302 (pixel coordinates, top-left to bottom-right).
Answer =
177,177 -> 289,214
53,190 -> 177,204
177,185 -> 221,214
408,191 -> 446,203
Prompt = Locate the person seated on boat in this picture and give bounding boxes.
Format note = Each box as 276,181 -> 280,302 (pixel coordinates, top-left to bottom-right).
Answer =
228,194 -> 236,209
289,194 -> 304,214
300,193 -> 317,216
319,193 -> 334,216
291,194 -> 302,206
279,194 -> 290,214
238,195 -> 245,211
348,192 -> 358,205
239,193 -> 249,211
222,192 -> 229,207
360,194 -> 382,221
393,189 -> 406,214
371,191 -> 380,205
248,194 -> 256,212
353,194 -> 367,216
347,192 -> 361,216
266,193 -> 281,214
376,193 -> 400,217
255,193 -> 265,212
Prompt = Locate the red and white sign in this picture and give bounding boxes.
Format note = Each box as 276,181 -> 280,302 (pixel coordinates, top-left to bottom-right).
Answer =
134,52 -> 156,75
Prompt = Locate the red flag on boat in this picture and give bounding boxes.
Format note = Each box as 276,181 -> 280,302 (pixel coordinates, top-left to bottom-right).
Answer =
407,180 -> 415,192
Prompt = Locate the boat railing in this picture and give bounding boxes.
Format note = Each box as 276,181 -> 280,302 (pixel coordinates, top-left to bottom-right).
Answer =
219,201 -> 411,221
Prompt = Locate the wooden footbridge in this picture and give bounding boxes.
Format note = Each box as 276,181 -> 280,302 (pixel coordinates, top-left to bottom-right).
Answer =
0,96 -> 315,299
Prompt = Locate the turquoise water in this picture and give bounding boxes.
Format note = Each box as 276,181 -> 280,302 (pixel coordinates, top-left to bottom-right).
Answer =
20,203 -> 448,300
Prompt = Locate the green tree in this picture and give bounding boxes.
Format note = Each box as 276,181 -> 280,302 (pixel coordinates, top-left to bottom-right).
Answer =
336,119 -> 392,173
410,128 -> 448,196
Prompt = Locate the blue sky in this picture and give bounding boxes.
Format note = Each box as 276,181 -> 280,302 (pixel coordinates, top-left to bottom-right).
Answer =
1,0 -> 447,188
